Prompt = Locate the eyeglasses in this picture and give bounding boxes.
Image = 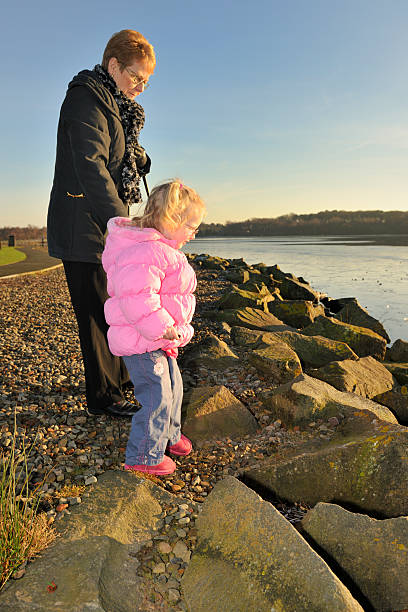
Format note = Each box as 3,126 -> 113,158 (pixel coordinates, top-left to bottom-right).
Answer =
124,67 -> 150,89
185,223 -> 199,236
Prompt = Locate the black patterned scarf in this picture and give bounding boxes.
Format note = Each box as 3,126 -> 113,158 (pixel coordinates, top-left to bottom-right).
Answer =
94,64 -> 146,206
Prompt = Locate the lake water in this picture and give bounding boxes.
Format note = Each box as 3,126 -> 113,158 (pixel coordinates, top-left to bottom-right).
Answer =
183,236 -> 408,344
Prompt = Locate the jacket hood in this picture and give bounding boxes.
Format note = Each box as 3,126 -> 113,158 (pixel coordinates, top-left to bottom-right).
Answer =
106,216 -> 179,250
68,70 -> 121,121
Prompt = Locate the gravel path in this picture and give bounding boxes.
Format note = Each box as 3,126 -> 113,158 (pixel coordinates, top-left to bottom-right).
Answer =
1,265 -> 326,605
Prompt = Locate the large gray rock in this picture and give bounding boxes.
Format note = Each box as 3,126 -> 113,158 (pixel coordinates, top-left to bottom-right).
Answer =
260,373 -> 397,426
238,279 -> 281,296
268,300 -> 325,328
230,327 -> 358,369
333,299 -> 390,342
244,416 -> 408,517
302,503 -> 408,612
0,471 -> 180,611
216,284 -> 275,311
182,385 -> 258,443
204,306 -> 294,332
278,277 -> 321,302
383,362 -> 408,386
272,330 -> 358,368
303,316 -> 387,360
230,325 -> 265,347
267,263 -> 297,281
310,356 -> 396,398
182,477 -> 363,612
373,387 -> 408,424
388,338 -> 408,362
193,254 -> 231,269
181,333 -> 239,370
248,337 -> 302,384
224,267 -> 250,284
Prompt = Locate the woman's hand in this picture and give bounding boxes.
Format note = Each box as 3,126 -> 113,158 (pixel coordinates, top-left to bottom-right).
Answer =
162,326 -> 179,340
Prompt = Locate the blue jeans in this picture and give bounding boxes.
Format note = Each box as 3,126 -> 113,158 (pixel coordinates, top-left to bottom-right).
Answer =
123,350 -> 182,466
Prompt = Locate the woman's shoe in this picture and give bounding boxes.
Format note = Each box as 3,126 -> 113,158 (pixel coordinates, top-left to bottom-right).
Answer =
168,434 -> 192,456
87,400 -> 139,417
124,455 -> 176,475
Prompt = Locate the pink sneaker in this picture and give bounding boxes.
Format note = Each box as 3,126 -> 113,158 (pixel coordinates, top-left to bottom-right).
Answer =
168,434 -> 192,457
125,455 -> 176,475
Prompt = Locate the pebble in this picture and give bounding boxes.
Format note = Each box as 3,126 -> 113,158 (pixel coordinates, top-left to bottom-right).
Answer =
68,496 -> 81,505
157,541 -> 172,554
85,475 -> 97,485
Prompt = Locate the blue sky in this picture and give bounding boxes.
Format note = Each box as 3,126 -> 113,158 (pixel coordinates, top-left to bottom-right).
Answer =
1,0 -> 408,226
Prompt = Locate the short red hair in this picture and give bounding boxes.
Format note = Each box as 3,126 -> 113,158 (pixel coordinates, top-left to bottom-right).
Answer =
102,30 -> 156,72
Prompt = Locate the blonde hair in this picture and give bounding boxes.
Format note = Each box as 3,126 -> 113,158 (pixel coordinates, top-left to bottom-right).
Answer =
102,30 -> 156,72
132,179 -> 205,232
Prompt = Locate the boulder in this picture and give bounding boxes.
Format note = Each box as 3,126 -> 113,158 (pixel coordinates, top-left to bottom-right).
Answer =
279,277 -> 321,302
268,300 -> 325,328
230,325 -> 264,347
321,296 -> 358,312
388,338 -> 408,362
193,254 -> 231,270
272,330 -> 358,368
309,356 -> 396,398
244,417 -> 408,517
204,307 -> 294,332
383,362 -> 408,386
238,279 -> 281,295
182,385 -> 258,443
182,477 -> 363,612
228,257 -> 250,268
224,267 -> 250,284
373,387 -> 408,424
301,503 -> 408,612
260,373 -> 397,426
181,333 -> 239,370
231,327 -> 358,369
0,471 -> 181,611
333,299 -> 390,342
267,263 -> 298,281
248,338 -> 302,384
216,284 -> 275,311
246,268 -> 275,285
303,316 -> 387,360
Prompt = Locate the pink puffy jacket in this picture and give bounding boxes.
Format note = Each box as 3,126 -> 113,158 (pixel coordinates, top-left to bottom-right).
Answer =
102,217 -> 197,358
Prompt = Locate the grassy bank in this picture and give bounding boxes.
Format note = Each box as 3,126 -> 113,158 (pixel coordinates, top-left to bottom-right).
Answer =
0,247 -> 26,267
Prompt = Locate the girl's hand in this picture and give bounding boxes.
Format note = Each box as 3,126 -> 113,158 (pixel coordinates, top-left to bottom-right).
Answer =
163,326 -> 179,340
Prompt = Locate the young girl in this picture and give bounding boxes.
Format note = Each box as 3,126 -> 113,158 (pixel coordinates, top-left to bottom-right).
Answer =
102,180 -> 205,475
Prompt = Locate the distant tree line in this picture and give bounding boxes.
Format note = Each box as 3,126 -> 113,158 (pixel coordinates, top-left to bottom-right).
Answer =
0,225 -> 46,241
199,210 -> 408,236
1,210 -> 407,241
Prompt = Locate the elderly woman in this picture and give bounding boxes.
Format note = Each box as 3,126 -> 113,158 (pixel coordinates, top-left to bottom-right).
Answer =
47,30 -> 155,417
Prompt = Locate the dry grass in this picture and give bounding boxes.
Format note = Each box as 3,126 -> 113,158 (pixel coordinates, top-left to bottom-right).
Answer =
57,483 -> 85,498
0,415 -> 58,590
26,513 -> 58,557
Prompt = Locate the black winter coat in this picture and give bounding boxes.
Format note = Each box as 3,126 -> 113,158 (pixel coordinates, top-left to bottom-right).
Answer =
47,70 -> 139,263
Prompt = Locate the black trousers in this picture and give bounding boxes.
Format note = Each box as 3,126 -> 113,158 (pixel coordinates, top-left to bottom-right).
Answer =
63,261 -> 130,411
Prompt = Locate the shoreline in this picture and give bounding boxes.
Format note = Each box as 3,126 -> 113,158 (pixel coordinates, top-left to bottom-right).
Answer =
194,233 -> 408,246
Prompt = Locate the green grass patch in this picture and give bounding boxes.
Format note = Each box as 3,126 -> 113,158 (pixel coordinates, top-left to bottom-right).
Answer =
0,247 -> 26,266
